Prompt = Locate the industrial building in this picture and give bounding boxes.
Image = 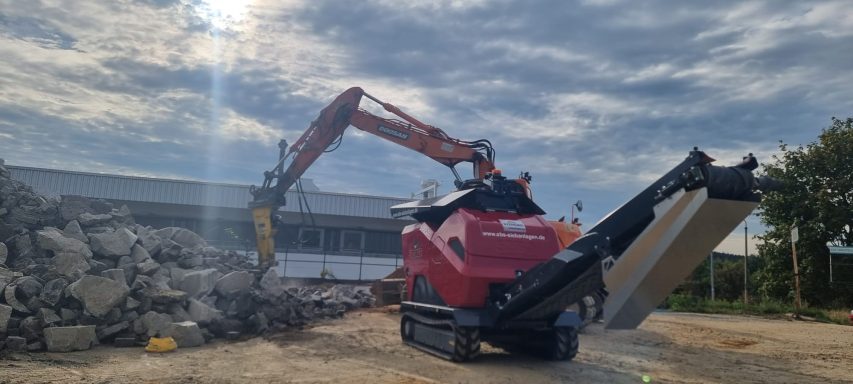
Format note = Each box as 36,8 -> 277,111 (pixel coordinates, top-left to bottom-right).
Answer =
7,165 -> 416,279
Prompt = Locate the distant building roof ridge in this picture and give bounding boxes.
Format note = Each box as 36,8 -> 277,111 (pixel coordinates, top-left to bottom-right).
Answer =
6,164 -> 409,201
7,164 -> 412,220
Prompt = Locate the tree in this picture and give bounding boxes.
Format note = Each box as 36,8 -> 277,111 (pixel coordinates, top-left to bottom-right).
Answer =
756,117 -> 853,307
674,253 -> 763,301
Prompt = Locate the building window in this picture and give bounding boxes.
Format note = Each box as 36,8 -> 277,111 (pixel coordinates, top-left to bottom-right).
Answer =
340,230 -> 364,252
298,228 -> 324,250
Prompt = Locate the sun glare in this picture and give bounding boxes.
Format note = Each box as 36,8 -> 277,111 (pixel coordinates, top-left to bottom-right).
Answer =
197,0 -> 251,29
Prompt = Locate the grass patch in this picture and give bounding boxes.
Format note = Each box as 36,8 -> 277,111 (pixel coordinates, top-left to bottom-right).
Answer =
663,294 -> 850,325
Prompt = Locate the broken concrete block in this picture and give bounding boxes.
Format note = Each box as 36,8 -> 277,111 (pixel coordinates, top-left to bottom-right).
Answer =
12,234 -> 36,260
100,268 -> 128,289
135,226 -> 162,257
37,228 -> 93,279
169,267 -> 189,287
124,296 -> 141,311
36,227 -> 89,254
0,241 -> 6,265
140,286 -> 188,304
137,260 -> 160,275
260,268 -> 285,297
178,268 -> 219,298
131,274 -> 153,290
40,278 -> 68,306
60,308 -> 78,322
187,298 -> 223,325
177,250 -> 203,268
156,227 -> 206,249
38,308 -> 62,325
158,239 -> 183,262
67,275 -> 130,317
97,321 -> 129,340
163,321 -> 205,347
115,254 -> 131,266
16,276 -> 45,300
85,226 -> 113,234
44,325 -> 97,352
0,304 -> 11,333
87,259 -> 110,276
0,267 -> 17,295
140,311 -> 172,337
60,195 -> 94,222
111,205 -> 133,225
152,271 -> 173,291
121,310 -> 139,323
4,276 -> 42,313
20,316 -> 43,340
117,256 -> 137,285
215,271 -> 253,297
77,212 -> 112,227
89,228 -> 137,258
53,251 -> 91,280
62,220 -> 88,243
5,336 -> 27,351
130,244 -> 151,263
168,303 -> 192,322
104,307 -> 122,324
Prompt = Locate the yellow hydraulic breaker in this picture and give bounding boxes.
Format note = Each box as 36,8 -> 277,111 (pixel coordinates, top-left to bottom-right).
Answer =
252,205 -> 278,269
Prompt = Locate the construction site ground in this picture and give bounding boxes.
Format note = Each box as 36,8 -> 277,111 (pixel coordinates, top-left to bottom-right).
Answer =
3,309 -> 851,384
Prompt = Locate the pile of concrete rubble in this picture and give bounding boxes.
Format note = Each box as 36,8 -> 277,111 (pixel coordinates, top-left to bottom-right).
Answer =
0,160 -> 373,353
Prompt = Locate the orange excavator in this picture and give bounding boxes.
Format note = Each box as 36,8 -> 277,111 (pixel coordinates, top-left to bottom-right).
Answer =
249,87 -> 580,267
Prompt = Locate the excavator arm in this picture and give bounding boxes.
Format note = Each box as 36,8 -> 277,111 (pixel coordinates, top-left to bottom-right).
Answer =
249,87 -> 497,268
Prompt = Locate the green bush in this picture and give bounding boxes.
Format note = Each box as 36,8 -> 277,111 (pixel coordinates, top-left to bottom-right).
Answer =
662,294 -> 850,325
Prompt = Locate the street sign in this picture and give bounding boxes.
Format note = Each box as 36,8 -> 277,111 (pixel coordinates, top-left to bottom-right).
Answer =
828,246 -> 853,255
791,226 -> 799,243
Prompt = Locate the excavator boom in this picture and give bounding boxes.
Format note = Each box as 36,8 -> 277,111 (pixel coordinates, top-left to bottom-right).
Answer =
249,87 -> 497,267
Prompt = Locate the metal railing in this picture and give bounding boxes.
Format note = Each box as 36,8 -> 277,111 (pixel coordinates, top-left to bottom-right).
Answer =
276,248 -> 402,281
207,240 -> 402,281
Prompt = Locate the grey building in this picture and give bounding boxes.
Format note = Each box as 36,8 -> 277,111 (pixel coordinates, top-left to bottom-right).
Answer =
8,165 -> 415,279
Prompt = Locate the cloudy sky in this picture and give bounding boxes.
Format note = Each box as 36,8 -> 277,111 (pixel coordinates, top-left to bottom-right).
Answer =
1,0 -> 851,254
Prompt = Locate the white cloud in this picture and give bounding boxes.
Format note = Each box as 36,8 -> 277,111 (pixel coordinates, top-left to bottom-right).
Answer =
1,0 -> 851,226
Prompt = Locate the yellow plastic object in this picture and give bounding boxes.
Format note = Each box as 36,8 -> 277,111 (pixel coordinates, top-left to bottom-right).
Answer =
145,337 -> 177,353
252,205 -> 277,268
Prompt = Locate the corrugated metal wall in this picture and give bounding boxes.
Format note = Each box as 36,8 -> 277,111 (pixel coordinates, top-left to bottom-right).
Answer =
8,165 -> 411,220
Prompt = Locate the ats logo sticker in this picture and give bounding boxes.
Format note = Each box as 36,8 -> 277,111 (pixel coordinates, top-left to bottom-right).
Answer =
499,219 -> 526,233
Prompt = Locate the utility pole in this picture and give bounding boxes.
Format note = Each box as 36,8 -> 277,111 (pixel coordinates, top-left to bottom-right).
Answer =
791,225 -> 802,315
743,220 -> 749,304
709,252 -> 715,301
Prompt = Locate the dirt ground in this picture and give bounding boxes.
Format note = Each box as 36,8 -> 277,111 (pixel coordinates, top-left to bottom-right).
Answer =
2,310 -> 851,384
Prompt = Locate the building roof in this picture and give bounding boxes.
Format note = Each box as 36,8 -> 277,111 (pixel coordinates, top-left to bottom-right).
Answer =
7,165 -> 412,220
